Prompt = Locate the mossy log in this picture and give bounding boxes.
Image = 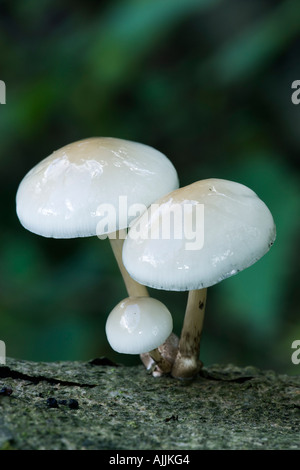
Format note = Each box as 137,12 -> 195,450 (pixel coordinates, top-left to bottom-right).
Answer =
0,358 -> 299,450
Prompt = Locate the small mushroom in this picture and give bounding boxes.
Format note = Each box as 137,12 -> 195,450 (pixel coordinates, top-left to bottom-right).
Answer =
122,178 -> 276,379
16,137 -> 179,368
105,296 -> 173,372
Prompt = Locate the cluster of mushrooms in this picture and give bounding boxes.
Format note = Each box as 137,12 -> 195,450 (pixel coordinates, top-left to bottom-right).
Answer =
16,138 -> 276,379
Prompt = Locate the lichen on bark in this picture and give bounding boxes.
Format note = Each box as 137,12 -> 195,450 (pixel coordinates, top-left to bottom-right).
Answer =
0,358 -> 299,450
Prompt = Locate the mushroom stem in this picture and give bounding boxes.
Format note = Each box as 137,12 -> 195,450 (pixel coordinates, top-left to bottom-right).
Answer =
148,348 -> 172,375
171,288 -> 207,379
108,229 -> 148,297
108,229 -> 176,374
141,332 -> 180,377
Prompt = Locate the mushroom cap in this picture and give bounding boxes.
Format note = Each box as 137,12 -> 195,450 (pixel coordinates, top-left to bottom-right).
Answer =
105,297 -> 173,354
16,137 -> 179,238
122,178 -> 276,291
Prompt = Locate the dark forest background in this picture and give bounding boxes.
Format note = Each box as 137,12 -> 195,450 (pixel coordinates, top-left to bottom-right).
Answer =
0,0 -> 299,374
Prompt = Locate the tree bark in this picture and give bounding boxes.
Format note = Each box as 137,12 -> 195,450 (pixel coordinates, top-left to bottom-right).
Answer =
0,358 -> 299,450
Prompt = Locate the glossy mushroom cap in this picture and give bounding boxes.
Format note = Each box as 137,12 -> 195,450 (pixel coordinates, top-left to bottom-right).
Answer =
105,297 -> 173,354
16,137 -> 179,238
122,178 -> 276,291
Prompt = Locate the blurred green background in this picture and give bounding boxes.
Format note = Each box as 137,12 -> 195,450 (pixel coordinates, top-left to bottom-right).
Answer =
0,0 -> 299,374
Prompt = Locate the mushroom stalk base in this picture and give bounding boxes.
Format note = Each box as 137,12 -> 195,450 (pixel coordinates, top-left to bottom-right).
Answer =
141,333 -> 180,377
148,349 -> 172,375
171,288 -> 207,379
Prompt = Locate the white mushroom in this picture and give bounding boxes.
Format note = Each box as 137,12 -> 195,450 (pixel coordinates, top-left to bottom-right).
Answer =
16,137 -> 179,368
16,137 -> 179,294
123,178 -> 276,379
16,137 -> 178,236
106,297 -> 173,358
